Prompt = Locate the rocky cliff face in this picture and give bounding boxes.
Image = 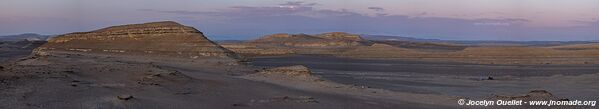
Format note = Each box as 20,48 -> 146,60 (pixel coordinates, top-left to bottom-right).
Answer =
34,21 -> 239,60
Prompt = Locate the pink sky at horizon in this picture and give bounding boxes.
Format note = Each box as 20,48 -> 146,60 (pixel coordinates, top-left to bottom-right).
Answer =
3,0 -> 598,26
313,0 -> 599,27
1,0 -> 598,40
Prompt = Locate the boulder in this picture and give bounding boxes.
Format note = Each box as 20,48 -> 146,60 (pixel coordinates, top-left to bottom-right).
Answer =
260,65 -> 312,77
117,95 -> 134,100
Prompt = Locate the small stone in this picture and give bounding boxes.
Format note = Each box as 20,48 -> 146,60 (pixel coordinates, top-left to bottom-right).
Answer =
175,91 -> 192,95
117,95 -> 134,100
168,71 -> 178,75
258,100 -> 269,103
305,100 -> 319,103
232,103 -> 248,107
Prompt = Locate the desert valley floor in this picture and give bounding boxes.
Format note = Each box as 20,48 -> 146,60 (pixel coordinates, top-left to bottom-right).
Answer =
252,55 -> 599,99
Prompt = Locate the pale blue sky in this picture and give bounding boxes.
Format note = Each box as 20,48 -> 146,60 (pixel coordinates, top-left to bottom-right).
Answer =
1,0 -> 598,41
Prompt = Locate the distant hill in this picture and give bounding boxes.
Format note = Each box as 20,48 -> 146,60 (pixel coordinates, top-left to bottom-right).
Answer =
361,34 -> 594,47
0,40 -> 46,50
214,40 -> 246,44
251,32 -> 373,47
371,40 -> 467,52
361,35 -> 443,42
219,32 -> 375,57
549,43 -> 599,50
0,33 -> 51,41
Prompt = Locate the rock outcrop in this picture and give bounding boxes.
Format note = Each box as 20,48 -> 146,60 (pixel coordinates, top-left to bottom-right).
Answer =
249,65 -> 323,82
259,65 -> 312,77
33,21 -> 239,60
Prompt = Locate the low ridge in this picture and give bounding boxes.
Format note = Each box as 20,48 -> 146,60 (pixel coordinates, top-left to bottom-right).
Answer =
251,32 -> 371,47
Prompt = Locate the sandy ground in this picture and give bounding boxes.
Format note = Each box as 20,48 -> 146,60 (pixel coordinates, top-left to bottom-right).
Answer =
2,51 -> 598,108
251,55 -> 599,109
0,53 -> 453,109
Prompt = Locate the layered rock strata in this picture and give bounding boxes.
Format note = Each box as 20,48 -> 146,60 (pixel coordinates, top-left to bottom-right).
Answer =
34,21 -> 239,60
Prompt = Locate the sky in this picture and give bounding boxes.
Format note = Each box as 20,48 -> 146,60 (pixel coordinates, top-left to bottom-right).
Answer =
1,0 -> 598,41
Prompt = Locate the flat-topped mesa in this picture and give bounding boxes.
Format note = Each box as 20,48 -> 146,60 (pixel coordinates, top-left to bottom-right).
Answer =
252,33 -> 322,43
34,21 -> 239,60
251,32 -> 372,47
316,32 -> 364,41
